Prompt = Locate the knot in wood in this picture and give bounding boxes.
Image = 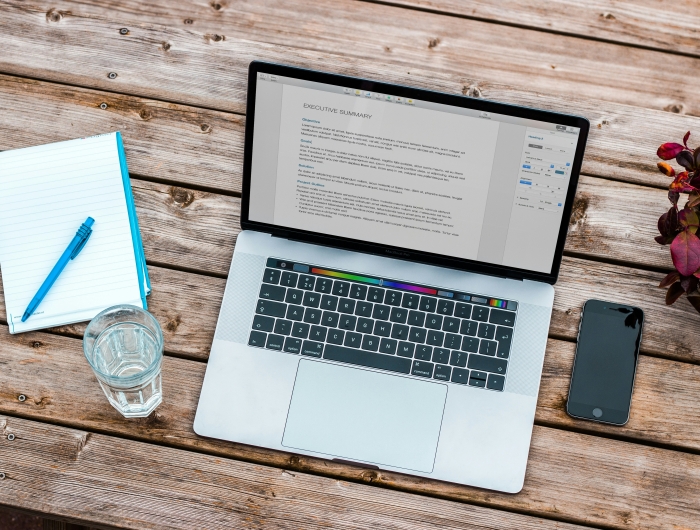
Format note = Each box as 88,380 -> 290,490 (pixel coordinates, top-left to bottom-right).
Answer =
200,124 -> 212,133
211,1 -> 223,10
361,470 -> 379,483
184,18 -> 194,25
162,42 -> 171,51
166,315 -> 181,332
209,34 -> 225,42
465,85 -> 482,98
600,12 -> 616,20
32,341 -> 42,348
664,103 -> 686,115
119,28 -> 129,35
427,37 -> 440,49
46,9 -> 63,22
169,187 -> 195,208
139,108 -> 152,120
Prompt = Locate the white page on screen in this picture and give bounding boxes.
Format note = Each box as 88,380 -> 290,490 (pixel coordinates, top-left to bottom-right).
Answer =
0,133 -> 144,333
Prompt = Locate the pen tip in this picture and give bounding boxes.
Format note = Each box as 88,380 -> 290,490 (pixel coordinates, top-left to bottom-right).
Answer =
85,217 -> 95,227
21,313 -> 28,322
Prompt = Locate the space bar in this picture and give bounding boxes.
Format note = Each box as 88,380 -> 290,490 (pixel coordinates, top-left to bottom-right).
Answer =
323,345 -> 412,374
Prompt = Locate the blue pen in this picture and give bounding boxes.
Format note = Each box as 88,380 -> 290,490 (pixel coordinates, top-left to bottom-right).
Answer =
21,217 -> 95,322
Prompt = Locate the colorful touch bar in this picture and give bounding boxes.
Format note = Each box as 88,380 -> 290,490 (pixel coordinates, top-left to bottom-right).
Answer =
489,299 -> 508,308
382,281 -> 437,295
310,268 -> 381,285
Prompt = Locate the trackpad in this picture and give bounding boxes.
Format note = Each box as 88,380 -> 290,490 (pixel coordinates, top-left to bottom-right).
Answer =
282,360 -> 447,473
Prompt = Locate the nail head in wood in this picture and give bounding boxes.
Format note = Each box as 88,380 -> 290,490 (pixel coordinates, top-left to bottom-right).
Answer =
108,72 -> 118,79
7,434 -> 15,441
100,103 -> 108,110
18,395 -> 26,402
0,473 -> 5,480
119,28 -> 129,35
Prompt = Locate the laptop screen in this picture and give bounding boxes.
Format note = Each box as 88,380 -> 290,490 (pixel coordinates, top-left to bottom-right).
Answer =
247,69 -> 583,276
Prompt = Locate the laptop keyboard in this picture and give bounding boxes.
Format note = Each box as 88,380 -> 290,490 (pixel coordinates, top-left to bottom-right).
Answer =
248,258 -> 517,392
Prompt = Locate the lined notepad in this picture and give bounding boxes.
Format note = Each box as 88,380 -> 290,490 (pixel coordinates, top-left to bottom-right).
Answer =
0,132 -> 150,333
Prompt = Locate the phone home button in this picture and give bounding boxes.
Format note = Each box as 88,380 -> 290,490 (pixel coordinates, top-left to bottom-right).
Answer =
592,407 -> 603,418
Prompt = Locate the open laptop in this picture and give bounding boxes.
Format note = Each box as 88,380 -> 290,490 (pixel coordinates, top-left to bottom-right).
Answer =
194,61 -> 589,493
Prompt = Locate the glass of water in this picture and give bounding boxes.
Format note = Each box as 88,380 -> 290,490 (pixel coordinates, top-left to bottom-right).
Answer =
83,305 -> 164,418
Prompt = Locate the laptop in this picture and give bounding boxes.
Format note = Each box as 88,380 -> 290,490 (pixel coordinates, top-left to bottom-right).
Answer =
194,61 -> 590,493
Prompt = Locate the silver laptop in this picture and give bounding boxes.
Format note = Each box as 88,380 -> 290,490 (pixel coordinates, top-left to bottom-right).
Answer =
194,62 -> 589,493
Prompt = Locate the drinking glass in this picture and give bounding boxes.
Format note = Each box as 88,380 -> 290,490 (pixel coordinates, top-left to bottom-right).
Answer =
83,305 -> 164,418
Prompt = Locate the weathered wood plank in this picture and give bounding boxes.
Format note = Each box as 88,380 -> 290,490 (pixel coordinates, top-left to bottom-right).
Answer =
0,416 -> 596,530
386,0 -> 700,58
12,0 -> 700,118
2,331 -> 700,529
1,8 -> 700,190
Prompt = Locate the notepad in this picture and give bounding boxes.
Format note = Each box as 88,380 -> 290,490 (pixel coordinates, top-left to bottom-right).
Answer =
0,132 -> 150,333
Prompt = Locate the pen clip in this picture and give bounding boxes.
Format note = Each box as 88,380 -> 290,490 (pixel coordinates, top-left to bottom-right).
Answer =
70,226 -> 93,259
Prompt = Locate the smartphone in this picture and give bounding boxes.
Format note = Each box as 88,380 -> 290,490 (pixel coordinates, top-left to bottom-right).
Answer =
567,299 -> 644,425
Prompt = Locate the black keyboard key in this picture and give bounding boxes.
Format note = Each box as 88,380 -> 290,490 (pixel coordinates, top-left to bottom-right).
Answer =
256,299 -> 287,318
468,354 -> 508,375
425,314 -> 443,330
248,330 -> 267,347
427,330 -> 444,347
320,295 -> 339,311
470,370 -> 488,381
356,318 -> 374,334
280,271 -> 298,288
350,284 -> 368,300
477,323 -> 496,339
487,373 -> 505,391
443,333 -> 461,349
291,322 -> 310,339
437,299 -> 454,315
442,316 -> 460,333
327,329 -> 345,345
301,340 -> 324,357
407,310 -> 426,327
283,337 -> 302,354
361,335 -> 380,352
332,281 -> 350,297
344,331 -> 362,348
389,307 -> 408,324
460,320 -> 478,336
374,321 -> 391,337
434,364 -> 451,381
303,307 -> 322,325
451,367 -> 469,384
299,275 -> 315,290
409,327 -> 427,343
302,291 -> 321,308
489,309 -> 516,327
496,326 -> 513,358
461,336 -> 479,352
339,315 -> 357,331
415,345 -> 432,361
262,268 -> 281,284
266,334 -> 284,350
338,298 -> 356,314
285,289 -> 303,305
355,301 -> 373,317
286,305 -> 304,321
259,284 -> 286,301
379,338 -> 398,355
479,340 -> 498,356
419,296 -> 437,312
432,347 -> 450,364
472,306 -> 490,321
252,315 -> 274,332
397,342 -> 415,358
454,302 -> 472,319
390,324 -> 410,340
314,277 -> 333,293
310,325 -> 327,342
449,350 -> 468,368
412,361 -> 434,378
274,319 -> 292,336
384,290 -> 402,306
367,287 -> 385,303
469,374 -> 486,388
401,293 -> 420,309
372,304 -> 391,320
324,344 -> 411,374
321,311 -> 340,327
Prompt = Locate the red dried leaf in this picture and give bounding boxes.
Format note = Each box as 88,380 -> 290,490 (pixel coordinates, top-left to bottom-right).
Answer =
658,142 -> 685,160
659,271 -> 680,288
671,231 -> 700,276
688,192 -> 700,208
681,275 -> 699,293
677,150 -> 695,169
669,190 -> 680,205
666,281 -> 685,305
670,171 -> 693,192
657,161 -> 675,177
679,208 -> 699,234
684,131 -> 691,148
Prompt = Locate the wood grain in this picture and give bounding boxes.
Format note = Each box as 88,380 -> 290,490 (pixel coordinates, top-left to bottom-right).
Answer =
0,416 -> 596,530
2,330 -> 700,529
10,0 -> 700,118
385,0 -> 700,58
1,7 -> 700,190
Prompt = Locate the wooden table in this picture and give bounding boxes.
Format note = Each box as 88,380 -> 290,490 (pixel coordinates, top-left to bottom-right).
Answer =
1,1 -> 700,528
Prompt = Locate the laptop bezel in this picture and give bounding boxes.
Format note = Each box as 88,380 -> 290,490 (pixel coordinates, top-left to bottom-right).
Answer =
240,60 -> 590,284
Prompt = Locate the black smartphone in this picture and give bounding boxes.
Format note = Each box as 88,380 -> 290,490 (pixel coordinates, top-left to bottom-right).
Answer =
567,299 -> 644,425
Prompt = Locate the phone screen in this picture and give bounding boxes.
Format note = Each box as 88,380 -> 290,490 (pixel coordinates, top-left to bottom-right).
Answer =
567,300 -> 644,425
